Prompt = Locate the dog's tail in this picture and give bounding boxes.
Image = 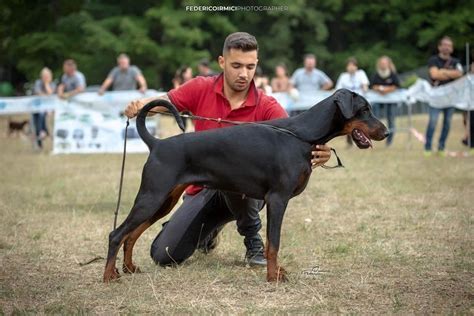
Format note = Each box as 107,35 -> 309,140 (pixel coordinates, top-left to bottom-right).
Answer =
136,99 -> 185,149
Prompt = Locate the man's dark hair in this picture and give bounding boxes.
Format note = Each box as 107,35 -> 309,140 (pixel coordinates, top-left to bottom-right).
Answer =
222,32 -> 258,55
199,58 -> 210,67
63,59 -> 76,66
438,35 -> 453,45
303,54 -> 316,61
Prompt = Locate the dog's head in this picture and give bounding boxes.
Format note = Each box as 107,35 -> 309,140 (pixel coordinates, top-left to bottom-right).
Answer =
334,89 -> 388,148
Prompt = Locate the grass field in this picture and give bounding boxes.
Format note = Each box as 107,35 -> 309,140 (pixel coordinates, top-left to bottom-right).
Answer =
0,113 -> 473,314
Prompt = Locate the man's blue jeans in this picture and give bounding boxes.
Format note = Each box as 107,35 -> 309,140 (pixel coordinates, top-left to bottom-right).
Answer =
425,106 -> 455,151
373,103 -> 396,145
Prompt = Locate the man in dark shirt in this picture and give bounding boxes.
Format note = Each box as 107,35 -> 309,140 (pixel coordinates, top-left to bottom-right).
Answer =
424,36 -> 463,155
370,56 -> 400,146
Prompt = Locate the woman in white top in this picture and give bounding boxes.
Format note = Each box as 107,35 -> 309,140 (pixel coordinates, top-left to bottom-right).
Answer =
336,57 -> 369,147
335,57 -> 369,95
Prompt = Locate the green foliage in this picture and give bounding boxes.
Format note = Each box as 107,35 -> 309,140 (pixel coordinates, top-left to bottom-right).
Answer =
400,74 -> 419,89
0,0 -> 472,90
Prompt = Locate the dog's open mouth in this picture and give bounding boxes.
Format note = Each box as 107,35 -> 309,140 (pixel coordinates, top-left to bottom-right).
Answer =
351,128 -> 372,149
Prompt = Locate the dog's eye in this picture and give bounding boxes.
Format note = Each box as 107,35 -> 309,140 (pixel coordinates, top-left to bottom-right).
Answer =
361,108 -> 369,115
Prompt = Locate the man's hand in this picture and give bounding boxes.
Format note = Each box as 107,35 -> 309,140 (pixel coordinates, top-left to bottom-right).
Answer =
125,96 -> 167,118
125,98 -> 148,118
311,144 -> 331,169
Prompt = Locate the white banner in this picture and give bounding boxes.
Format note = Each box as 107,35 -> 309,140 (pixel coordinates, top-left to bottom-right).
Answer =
2,76 -> 472,154
0,95 -> 59,114
52,102 -> 158,154
406,74 -> 473,110
273,74 -> 473,111
52,90 -> 165,154
277,89 -> 409,111
0,90 -> 165,154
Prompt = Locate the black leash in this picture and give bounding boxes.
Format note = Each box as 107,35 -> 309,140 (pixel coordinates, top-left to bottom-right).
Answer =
113,118 -> 129,230
149,109 -> 344,169
321,148 -> 344,169
148,109 -> 301,138
112,111 -> 344,229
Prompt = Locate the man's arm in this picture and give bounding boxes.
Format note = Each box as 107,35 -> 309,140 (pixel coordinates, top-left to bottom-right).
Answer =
136,73 -> 147,93
372,84 -> 397,95
57,83 -> 65,98
320,70 -> 334,90
322,80 -> 333,90
99,77 -> 113,95
125,94 -> 171,118
429,66 -> 463,81
63,85 -> 85,99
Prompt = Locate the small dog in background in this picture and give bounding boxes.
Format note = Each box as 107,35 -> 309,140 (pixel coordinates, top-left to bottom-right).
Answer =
7,119 -> 29,137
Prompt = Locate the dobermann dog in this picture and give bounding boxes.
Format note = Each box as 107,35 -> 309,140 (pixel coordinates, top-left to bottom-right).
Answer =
103,88 -> 388,283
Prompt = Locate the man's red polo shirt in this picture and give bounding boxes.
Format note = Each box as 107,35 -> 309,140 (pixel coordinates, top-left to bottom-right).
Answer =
167,73 -> 288,195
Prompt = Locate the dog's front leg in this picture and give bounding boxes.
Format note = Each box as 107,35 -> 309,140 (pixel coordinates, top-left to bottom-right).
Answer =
265,192 -> 289,282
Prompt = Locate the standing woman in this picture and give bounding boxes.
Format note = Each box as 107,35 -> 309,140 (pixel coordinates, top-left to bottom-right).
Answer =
33,67 -> 56,149
335,57 -> 369,146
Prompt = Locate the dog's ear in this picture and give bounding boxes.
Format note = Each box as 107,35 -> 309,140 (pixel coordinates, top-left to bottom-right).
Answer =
334,89 -> 355,119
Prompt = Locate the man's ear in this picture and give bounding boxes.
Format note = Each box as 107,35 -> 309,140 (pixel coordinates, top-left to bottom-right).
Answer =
334,89 -> 355,119
218,56 -> 225,70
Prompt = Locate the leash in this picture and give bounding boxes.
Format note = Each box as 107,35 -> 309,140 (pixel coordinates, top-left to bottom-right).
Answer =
321,148 -> 344,169
148,109 -> 300,138
113,118 -> 129,230
149,109 -> 344,169
112,110 -> 344,228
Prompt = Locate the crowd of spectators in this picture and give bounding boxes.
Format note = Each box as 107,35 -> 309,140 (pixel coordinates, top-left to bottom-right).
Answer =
31,34 -> 472,152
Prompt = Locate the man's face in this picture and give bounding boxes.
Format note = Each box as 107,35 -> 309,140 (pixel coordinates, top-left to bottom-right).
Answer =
118,57 -> 130,69
378,58 -> 389,71
304,57 -> 316,70
63,63 -> 75,75
219,48 -> 258,92
438,39 -> 453,56
198,64 -> 207,74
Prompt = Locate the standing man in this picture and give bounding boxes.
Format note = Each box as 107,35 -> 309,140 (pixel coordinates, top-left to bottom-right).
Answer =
424,36 -> 463,156
57,59 -> 86,99
98,53 -> 147,94
291,54 -> 333,95
370,56 -> 400,146
197,58 -> 217,77
124,32 -> 332,267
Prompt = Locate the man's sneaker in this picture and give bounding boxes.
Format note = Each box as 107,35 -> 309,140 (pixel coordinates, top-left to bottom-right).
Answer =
244,234 -> 267,266
423,150 -> 433,157
197,227 -> 222,254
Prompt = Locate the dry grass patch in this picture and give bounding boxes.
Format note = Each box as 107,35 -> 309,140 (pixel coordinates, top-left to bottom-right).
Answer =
1,114 -> 473,314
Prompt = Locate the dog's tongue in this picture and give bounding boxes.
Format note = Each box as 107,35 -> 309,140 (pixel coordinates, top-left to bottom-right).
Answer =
353,129 -> 372,148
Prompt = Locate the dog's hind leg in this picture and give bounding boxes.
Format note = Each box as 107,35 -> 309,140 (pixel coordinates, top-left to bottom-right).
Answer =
103,177 -> 178,283
122,184 -> 187,274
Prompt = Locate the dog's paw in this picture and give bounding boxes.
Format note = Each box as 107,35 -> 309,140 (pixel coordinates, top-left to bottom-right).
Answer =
122,263 -> 141,274
103,267 -> 120,283
267,266 -> 288,282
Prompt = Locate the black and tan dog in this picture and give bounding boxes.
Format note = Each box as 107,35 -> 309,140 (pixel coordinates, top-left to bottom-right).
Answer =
103,89 -> 388,283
